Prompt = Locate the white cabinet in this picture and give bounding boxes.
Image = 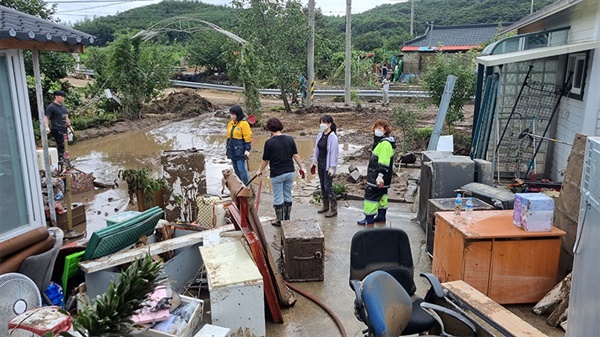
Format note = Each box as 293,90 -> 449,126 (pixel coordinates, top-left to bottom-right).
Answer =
200,241 -> 265,337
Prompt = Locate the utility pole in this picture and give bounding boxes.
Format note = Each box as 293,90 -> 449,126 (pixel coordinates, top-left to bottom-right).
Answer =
307,0 -> 315,108
410,0 -> 414,37
530,0 -> 534,14
344,0 -> 352,105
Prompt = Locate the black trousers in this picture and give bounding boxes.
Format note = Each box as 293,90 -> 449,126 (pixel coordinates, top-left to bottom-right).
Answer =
50,128 -> 65,160
318,160 -> 335,202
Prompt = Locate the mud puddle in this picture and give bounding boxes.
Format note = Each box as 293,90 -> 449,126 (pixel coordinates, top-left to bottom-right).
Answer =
68,115 -> 363,236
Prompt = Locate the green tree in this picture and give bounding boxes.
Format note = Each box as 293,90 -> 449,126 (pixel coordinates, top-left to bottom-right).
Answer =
2,0 -> 55,20
232,0 -> 310,112
186,30 -> 234,73
421,49 -> 477,131
83,35 -> 174,119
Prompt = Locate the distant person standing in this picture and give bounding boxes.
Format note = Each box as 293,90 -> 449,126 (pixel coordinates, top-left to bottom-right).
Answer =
226,105 -> 252,184
44,90 -> 72,163
382,63 -> 388,80
298,75 -> 307,104
381,73 -> 391,106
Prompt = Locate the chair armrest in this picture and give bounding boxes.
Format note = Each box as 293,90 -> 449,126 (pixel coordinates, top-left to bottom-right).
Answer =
350,279 -> 366,323
420,302 -> 477,337
420,272 -> 445,301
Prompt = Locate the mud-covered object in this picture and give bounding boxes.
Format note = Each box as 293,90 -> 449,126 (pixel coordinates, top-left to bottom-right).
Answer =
281,219 -> 324,282
69,168 -> 95,194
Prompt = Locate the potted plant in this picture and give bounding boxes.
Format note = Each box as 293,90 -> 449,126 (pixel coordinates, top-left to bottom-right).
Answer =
118,168 -> 170,211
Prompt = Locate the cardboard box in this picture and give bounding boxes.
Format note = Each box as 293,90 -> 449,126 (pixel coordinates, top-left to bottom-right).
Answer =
514,193 -> 555,232
56,203 -> 86,230
140,295 -> 203,337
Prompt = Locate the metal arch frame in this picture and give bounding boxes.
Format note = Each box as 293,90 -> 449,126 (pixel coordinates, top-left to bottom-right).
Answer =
132,17 -> 247,45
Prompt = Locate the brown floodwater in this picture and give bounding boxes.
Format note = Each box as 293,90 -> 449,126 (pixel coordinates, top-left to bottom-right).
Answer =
68,115 -> 362,236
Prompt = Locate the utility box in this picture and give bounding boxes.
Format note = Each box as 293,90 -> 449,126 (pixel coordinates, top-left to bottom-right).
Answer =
200,241 -> 265,337
281,219 -> 324,282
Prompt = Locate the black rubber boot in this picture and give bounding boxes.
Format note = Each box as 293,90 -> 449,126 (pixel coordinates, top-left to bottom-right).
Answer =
324,199 -> 337,218
317,198 -> 330,214
283,201 -> 292,220
272,204 -> 284,226
373,209 -> 387,223
357,215 -> 375,227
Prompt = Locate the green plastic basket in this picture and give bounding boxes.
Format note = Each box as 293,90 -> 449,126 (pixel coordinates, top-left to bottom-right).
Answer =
61,250 -> 85,292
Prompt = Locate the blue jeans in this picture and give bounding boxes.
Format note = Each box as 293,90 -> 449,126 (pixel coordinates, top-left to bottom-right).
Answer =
271,172 -> 295,205
231,159 -> 249,184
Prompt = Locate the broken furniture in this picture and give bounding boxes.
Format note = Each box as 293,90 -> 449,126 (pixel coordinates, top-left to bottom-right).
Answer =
61,206 -> 165,296
199,240 -> 265,337
426,197 -> 494,257
417,152 -> 475,230
18,228 -> 64,301
349,228 -> 446,335
139,294 -> 203,337
55,203 -> 86,230
432,210 -> 565,304
353,270 -> 413,336
443,280 -> 546,336
281,219 -> 324,282
457,182 -> 516,210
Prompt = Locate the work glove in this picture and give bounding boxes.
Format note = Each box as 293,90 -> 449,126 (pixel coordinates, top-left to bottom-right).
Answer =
244,151 -> 250,159
46,127 -> 50,134
255,170 -> 262,177
327,167 -> 335,178
310,164 -> 316,175
299,169 -> 306,180
376,173 -> 384,188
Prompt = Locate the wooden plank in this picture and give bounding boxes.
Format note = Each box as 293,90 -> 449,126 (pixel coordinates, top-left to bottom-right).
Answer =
79,224 -> 234,273
443,280 -> 547,337
0,38 -> 85,52
489,238 -> 561,304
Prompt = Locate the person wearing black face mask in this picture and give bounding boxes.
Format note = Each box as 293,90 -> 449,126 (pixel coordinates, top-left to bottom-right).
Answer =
310,115 -> 339,217
357,119 -> 396,227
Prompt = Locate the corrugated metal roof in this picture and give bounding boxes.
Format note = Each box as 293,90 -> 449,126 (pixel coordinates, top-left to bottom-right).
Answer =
0,5 -> 94,46
403,23 -> 501,50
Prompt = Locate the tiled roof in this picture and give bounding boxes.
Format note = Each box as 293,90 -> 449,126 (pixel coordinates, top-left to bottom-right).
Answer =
0,5 -> 94,46
402,23 -> 500,51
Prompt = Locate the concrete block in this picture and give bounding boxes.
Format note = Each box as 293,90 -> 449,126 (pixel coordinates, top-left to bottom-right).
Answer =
474,159 -> 493,186
349,168 -> 361,183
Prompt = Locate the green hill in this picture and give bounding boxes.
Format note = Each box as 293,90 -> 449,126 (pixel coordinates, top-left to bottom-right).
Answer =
75,0 -> 556,49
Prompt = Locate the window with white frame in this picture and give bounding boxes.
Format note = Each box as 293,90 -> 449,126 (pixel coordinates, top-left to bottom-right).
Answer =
0,50 -> 45,241
566,52 -> 588,100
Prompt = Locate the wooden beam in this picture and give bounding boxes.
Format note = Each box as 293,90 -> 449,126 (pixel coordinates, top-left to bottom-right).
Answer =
0,38 -> 85,53
79,224 -> 234,273
443,280 -> 546,337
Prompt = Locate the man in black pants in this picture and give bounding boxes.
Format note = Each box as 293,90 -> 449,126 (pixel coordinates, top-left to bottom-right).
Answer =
44,90 -> 73,164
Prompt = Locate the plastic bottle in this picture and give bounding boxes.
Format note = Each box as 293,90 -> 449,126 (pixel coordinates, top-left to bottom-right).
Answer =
465,197 -> 474,221
454,193 -> 462,217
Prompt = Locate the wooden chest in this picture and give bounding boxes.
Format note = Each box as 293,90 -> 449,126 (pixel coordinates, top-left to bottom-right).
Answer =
281,219 -> 324,282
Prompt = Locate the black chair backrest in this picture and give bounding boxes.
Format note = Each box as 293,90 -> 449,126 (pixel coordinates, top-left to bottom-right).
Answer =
350,228 -> 415,290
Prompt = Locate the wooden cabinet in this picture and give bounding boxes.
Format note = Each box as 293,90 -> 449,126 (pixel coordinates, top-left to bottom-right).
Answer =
432,210 -> 565,304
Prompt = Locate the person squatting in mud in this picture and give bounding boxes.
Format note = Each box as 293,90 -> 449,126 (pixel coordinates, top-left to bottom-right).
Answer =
357,118 -> 396,227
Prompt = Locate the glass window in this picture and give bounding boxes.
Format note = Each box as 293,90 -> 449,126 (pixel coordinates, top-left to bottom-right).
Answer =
0,51 -> 44,240
566,52 -> 588,99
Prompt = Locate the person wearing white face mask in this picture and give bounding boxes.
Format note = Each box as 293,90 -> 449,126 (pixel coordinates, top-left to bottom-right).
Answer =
310,115 -> 339,217
357,119 -> 396,227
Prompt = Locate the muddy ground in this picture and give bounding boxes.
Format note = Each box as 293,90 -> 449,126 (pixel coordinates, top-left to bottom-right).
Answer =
69,79 -> 474,202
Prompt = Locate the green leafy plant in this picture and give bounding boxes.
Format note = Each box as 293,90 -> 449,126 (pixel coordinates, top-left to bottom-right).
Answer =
392,105 -> 422,152
333,182 -> 347,196
351,91 -> 362,109
421,48 -> 478,132
118,168 -> 170,209
63,255 -> 163,337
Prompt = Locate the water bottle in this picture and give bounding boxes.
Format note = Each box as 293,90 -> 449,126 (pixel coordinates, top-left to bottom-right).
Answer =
465,197 -> 474,221
454,193 -> 462,217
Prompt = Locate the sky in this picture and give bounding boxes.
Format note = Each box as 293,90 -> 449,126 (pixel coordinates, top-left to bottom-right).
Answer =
50,0 -> 408,25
